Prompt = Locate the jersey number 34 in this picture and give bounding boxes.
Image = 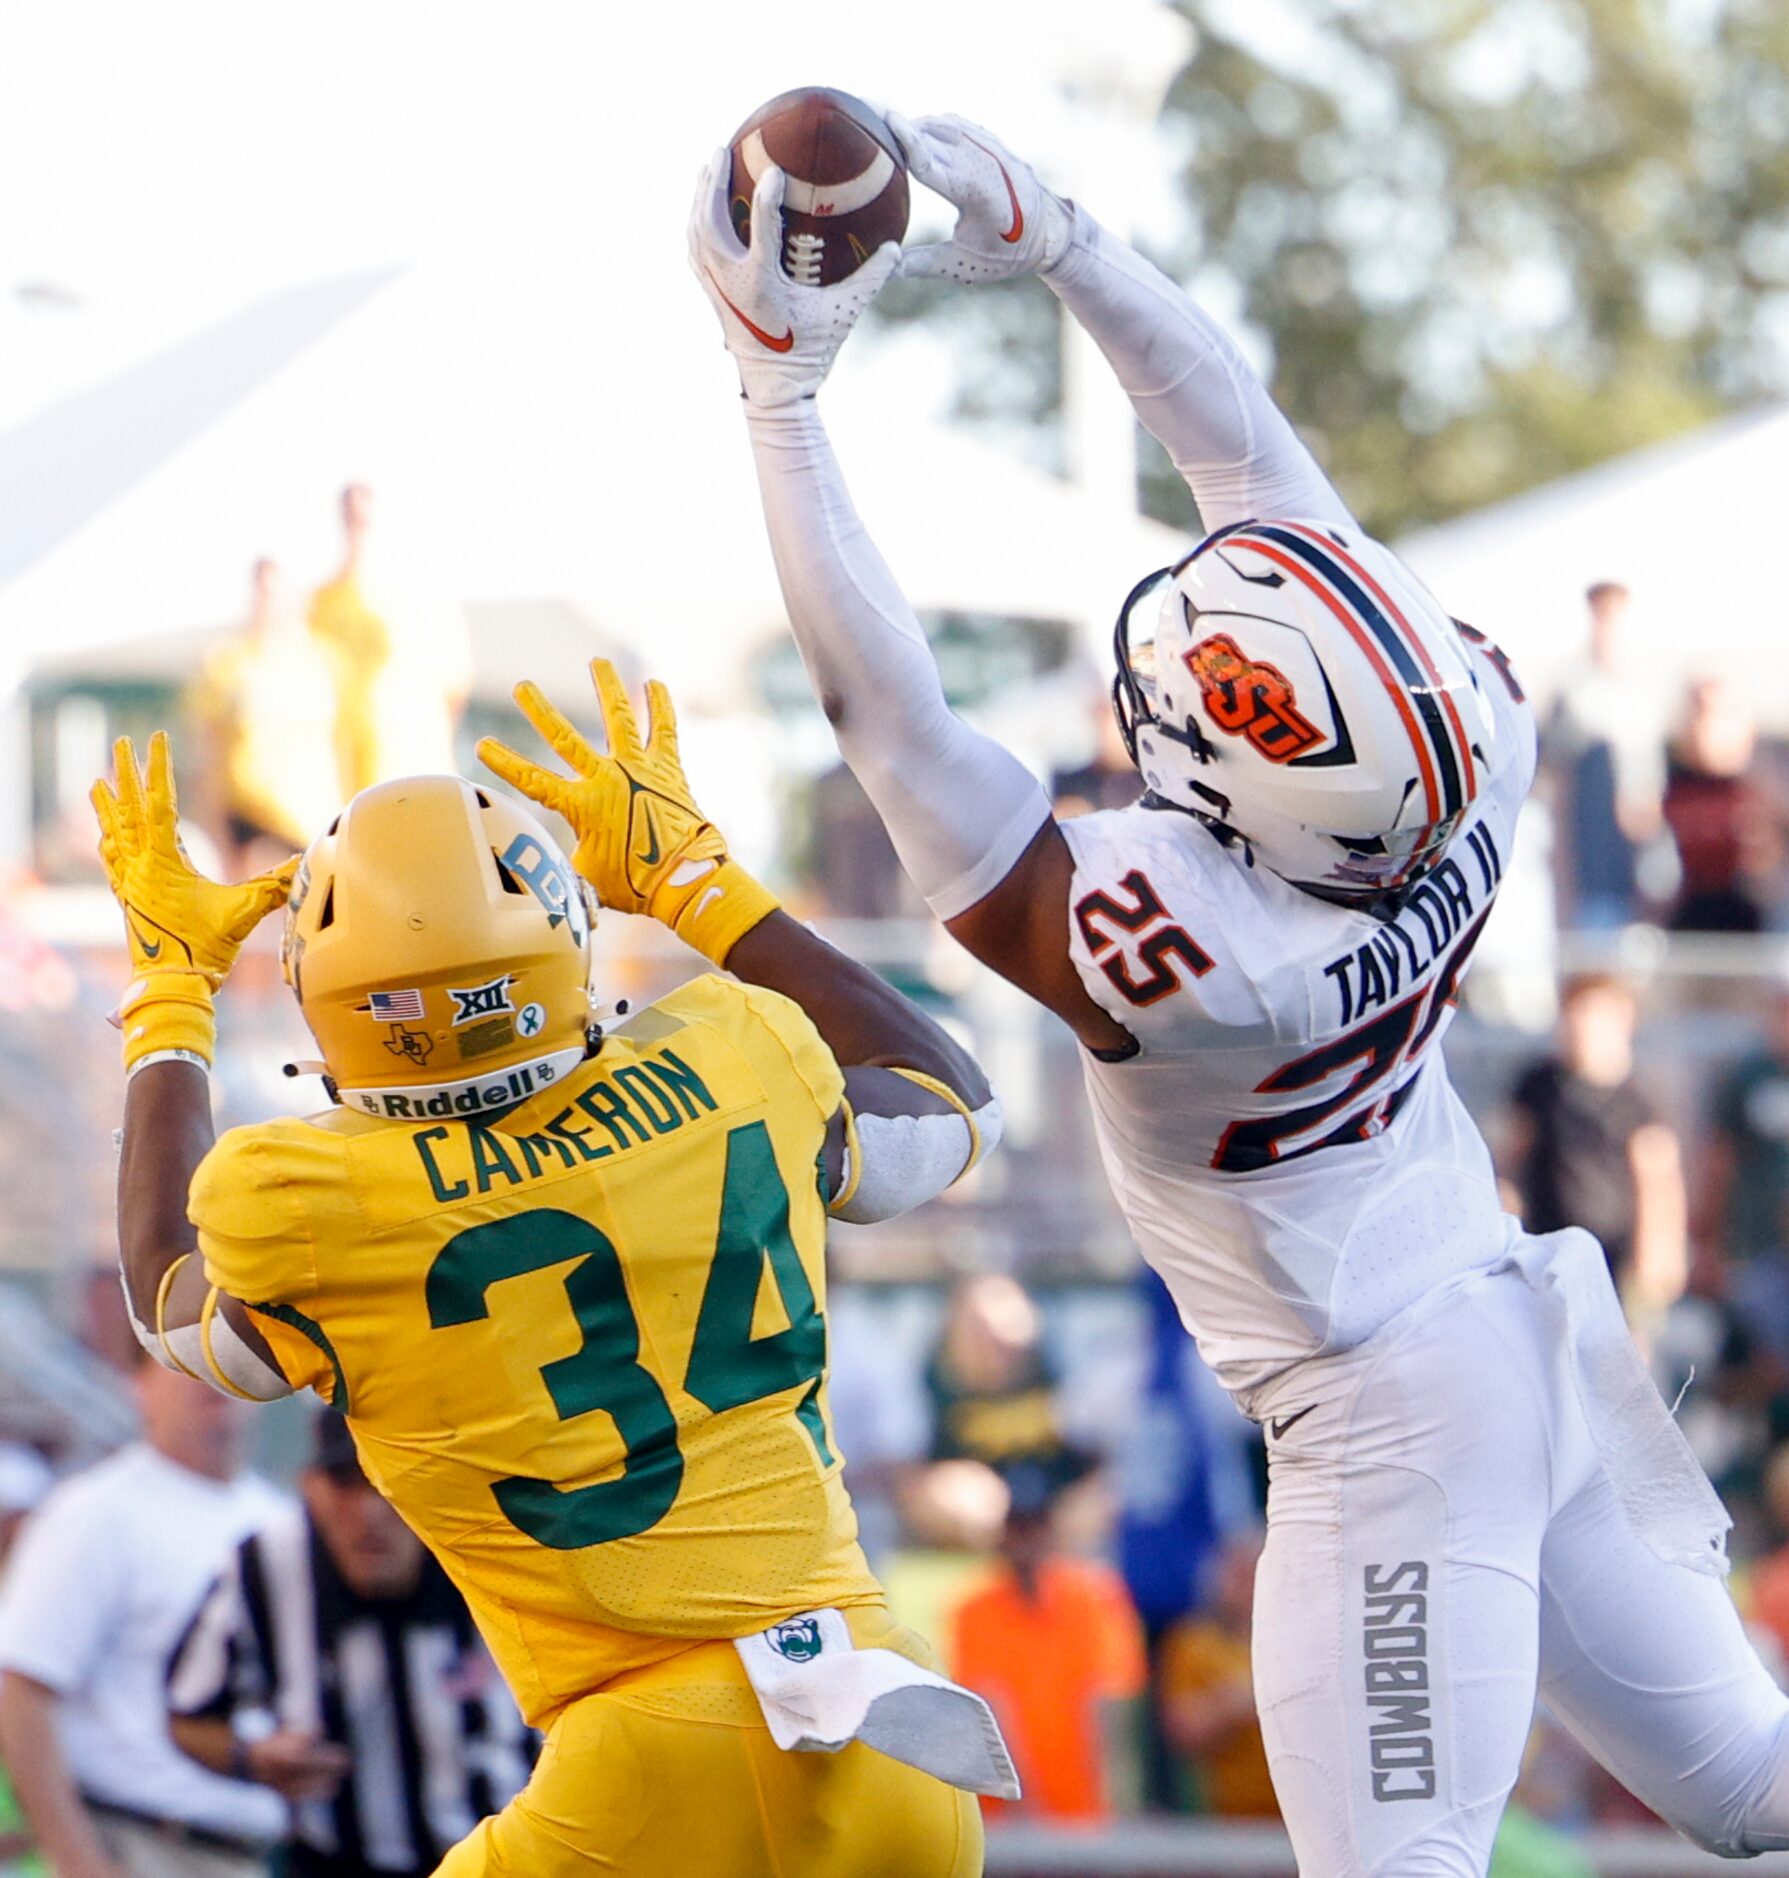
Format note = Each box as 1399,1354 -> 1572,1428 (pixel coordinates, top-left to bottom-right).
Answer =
425,1120 -> 828,1551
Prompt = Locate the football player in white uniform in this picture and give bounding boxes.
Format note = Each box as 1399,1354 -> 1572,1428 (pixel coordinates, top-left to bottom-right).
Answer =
689,117 -> 1789,1874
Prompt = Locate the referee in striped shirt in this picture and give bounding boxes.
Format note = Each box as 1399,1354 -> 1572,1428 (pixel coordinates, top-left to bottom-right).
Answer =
167,1412 -> 534,1878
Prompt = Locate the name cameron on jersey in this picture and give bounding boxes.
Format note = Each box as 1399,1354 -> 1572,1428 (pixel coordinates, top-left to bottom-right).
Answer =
411,1048 -> 720,1204
1321,825 -> 1503,1029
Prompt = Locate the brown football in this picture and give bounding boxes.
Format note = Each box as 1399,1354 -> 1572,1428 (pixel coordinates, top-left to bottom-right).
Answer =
728,87 -> 909,287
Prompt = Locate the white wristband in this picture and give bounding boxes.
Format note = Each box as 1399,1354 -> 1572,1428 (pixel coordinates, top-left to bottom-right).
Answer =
127,1048 -> 211,1081
832,1097 -> 1005,1225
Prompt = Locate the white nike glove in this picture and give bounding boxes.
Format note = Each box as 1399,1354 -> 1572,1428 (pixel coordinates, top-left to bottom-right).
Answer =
688,146 -> 901,409
888,114 -> 1074,284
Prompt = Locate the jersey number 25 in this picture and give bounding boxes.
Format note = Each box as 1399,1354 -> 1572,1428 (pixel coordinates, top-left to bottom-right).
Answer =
1075,869 -> 1216,1007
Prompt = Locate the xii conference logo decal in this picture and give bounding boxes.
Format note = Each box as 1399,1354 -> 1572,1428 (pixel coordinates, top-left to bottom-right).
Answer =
448,976 -> 516,1026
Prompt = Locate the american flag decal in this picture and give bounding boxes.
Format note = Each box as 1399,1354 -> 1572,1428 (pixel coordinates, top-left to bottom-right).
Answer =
367,988 -> 426,1021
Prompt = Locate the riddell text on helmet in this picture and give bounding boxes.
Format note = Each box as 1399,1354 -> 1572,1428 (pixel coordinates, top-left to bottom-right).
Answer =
349,1063 -> 558,1120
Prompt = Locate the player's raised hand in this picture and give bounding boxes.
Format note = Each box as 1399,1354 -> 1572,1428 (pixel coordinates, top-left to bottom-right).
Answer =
889,114 -> 1074,284
91,731 -> 297,1068
479,659 -> 731,929
91,732 -> 298,990
688,147 -> 901,408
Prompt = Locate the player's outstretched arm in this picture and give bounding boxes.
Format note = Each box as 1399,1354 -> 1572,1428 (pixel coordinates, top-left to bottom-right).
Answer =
91,734 -> 301,1400
892,113 -> 1355,536
481,664 -> 1016,1218
745,401 -> 1133,1056
687,158 -> 1133,1056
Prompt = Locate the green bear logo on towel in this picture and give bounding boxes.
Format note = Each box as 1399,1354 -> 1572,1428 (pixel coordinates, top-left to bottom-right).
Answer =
768,1617 -> 825,1663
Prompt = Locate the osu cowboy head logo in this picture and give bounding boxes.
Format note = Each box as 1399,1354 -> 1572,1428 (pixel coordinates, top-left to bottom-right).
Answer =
767,1617 -> 824,1663
1185,634 -> 1323,763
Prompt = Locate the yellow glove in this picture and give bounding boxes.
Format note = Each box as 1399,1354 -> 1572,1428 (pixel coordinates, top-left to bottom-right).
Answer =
478,659 -> 779,966
90,732 -> 299,1070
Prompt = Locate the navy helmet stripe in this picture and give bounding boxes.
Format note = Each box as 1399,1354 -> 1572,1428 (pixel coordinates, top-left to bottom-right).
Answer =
1251,525 -> 1465,818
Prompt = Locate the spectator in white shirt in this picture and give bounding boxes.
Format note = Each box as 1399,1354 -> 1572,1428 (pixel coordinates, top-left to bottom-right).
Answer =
0,1355 -> 288,1878
1545,581 -> 1667,931
0,1442 -> 50,1574
0,1439 -> 53,1876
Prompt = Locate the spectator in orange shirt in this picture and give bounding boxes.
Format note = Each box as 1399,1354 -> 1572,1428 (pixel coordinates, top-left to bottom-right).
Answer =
1746,1446 -> 1789,1660
1160,1529 -> 1278,1818
948,1464 -> 1146,1821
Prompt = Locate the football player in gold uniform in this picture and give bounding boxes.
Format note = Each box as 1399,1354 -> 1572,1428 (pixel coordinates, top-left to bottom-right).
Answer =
95,662 -> 1004,1875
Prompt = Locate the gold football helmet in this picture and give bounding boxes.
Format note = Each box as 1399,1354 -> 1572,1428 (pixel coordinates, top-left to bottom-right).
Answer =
284,776 -> 596,1120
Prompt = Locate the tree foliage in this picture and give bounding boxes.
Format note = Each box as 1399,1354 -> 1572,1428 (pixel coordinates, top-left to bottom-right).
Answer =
1167,0 -> 1789,533
876,0 -> 1789,538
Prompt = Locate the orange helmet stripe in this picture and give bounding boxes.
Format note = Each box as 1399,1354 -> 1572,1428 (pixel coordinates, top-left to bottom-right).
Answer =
1218,532 -> 1444,827
1280,522 -> 1479,806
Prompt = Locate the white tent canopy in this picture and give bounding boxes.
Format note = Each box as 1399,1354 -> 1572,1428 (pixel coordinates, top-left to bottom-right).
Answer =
0,246 -> 1187,714
0,0 -> 1200,860
0,0 -> 1195,704
1398,405 -> 1789,730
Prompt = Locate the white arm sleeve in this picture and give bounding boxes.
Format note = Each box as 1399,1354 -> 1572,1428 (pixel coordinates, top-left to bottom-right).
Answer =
744,401 -> 1051,920
1044,206 -> 1357,535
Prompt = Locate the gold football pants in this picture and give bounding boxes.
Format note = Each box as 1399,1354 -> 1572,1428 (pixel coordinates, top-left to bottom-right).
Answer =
433,1627 -> 983,1877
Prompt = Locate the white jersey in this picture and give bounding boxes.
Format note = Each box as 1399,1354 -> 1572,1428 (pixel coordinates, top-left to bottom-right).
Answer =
1063,634 -> 1538,1404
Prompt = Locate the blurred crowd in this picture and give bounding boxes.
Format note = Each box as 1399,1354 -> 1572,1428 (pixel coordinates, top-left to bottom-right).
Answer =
1548,581 -> 1789,937
12,562 -> 1789,1877
0,1377 -> 530,1878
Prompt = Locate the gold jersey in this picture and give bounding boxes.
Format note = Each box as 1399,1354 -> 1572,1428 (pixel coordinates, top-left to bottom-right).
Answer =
193,976 -> 883,1726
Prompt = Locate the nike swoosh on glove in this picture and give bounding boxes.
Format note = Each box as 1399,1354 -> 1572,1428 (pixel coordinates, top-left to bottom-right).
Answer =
888,113 -> 1073,284
91,731 -> 298,1066
689,146 -> 901,408
92,732 -> 298,986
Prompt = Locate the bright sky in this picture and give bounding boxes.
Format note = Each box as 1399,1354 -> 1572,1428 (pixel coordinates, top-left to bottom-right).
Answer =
0,0 -> 1197,857
0,0 -> 1190,434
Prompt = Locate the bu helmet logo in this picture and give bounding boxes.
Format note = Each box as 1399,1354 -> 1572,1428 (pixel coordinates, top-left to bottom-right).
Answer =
767,1617 -> 824,1663
383,1023 -> 434,1064
1184,633 -> 1323,763
499,833 -> 588,942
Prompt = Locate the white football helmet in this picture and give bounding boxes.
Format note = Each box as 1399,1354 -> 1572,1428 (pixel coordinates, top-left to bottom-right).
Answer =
1113,518 -> 1496,901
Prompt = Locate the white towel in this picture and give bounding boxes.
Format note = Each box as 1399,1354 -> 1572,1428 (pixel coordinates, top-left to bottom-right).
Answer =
1509,1226 -> 1731,1578
735,1608 -> 1021,1800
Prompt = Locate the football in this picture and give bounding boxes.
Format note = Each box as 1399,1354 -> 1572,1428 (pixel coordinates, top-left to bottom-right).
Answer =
728,87 -> 909,287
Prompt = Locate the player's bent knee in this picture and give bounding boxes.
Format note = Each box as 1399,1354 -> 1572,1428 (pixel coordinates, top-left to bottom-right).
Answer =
1669,1709 -> 1789,1860
1676,1820 -> 1787,1860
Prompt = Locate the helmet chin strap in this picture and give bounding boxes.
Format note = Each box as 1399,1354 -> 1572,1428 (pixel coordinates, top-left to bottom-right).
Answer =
1139,789 -> 1254,865
1300,879 -> 1404,916
281,1060 -> 342,1105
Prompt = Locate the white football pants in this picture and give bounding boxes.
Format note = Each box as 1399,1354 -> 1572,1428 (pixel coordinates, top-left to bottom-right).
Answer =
1250,1261 -> 1789,1876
